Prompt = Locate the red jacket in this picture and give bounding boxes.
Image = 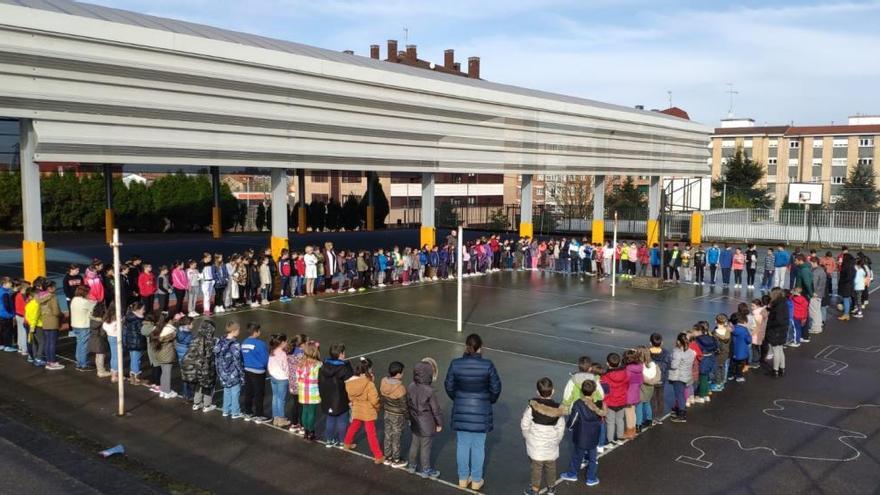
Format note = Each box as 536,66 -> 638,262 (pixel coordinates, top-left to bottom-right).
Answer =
600,368 -> 629,408
791,295 -> 808,321
14,292 -> 26,317
689,341 -> 703,382
138,272 -> 156,297
294,258 -> 305,277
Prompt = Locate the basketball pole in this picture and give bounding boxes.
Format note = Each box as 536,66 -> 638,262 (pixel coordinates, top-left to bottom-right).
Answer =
611,211 -> 618,298
111,229 -> 125,416
456,225 -> 463,333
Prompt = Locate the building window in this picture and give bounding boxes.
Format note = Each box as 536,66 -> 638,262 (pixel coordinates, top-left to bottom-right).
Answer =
810,176 -> 821,183
833,138 -> 848,148
832,158 -> 848,167
310,171 -> 328,183
311,193 -> 329,203
466,196 -> 476,206
721,139 -> 735,148
858,157 -> 874,166
859,137 -> 874,147
767,165 -> 777,177
788,158 -> 799,166
341,171 -> 362,183
812,158 -> 822,166
768,139 -> 778,148
789,140 -> 800,149
767,157 -> 778,166
742,139 -> 753,148
831,176 -> 845,185
813,139 -> 823,148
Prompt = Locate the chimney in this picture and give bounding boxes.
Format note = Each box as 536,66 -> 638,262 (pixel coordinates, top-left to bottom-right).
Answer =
370,44 -> 380,60
342,50 -> 354,55
387,40 -> 398,62
453,62 -> 461,72
444,49 -> 455,69
467,56 -> 480,79
634,104 -> 645,110
406,44 -> 417,61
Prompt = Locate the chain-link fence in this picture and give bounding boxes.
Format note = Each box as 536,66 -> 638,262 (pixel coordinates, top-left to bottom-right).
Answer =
702,209 -> 880,247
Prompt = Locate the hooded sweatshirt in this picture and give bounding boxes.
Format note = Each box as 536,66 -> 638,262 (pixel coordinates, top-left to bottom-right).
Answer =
520,397 -> 565,462
346,375 -> 380,421
180,320 -> 217,388
407,360 -> 443,437
319,358 -> 354,416
600,367 -> 629,408
561,371 -> 604,413
380,376 -> 407,417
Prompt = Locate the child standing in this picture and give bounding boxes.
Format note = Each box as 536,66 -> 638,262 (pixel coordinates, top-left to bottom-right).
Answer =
156,265 -> 172,314
319,343 -> 354,446
380,361 -> 409,469
268,334 -> 290,427
561,356 -> 604,415
180,320 -> 218,411
622,350 -> 643,439
788,287 -> 808,346
295,342 -> 322,441
695,325 -> 718,402
521,377 -> 566,495
731,311 -> 752,383
259,257 -> 272,305
711,316 -> 731,392
214,322 -> 244,419
637,346 -> 660,431
286,334 -> 308,433
669,333 -> 696,423
150,315 -> 177,398
599,353 -> 628,445
406,357 -> 442,478
241,323 -> 269,423
560,380 -> 604,487
186,260 -> 200,317
304,246 -> 318,296
648,334 -> 671,424
343,357 -> 385,464
173,316 -> 194,400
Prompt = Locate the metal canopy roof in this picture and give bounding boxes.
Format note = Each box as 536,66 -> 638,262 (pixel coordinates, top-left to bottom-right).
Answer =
0,0 -> 711,175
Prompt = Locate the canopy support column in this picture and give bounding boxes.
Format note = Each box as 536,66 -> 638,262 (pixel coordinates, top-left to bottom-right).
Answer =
592,175 -> 605,244
20,119 -> 45,281
420,172 -> 435,247
520,174 -> 533,238
270,169 -> 289,259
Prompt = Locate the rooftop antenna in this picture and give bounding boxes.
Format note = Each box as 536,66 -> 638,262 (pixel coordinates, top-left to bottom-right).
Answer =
403,27 -> 409,43
725,83 -> 738,118
667,90 -> 673,108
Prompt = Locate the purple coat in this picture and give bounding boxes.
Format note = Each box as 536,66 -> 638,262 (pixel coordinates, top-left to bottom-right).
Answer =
625,363 -> 644,405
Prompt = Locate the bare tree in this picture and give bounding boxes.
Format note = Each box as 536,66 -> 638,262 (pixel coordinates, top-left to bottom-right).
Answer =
547,175 -> 593,216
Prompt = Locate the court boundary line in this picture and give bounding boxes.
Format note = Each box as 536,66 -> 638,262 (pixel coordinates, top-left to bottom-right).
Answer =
317,299 -> 635,350
257,307 -> 575,366
486,299 -> 597,325
347,338 -> 432,360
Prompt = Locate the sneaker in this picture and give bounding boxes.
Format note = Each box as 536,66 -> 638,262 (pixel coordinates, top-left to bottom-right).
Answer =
405,466 -> 417,475
790,342 -> 801,348
383,459 -> 393,466
242,414 -> 253,422
162,391 -> 178,399
149,385 -> 161,393
597,445 -> 605,453
3,346 -> 18,353
187,312 -> 199,318
252,416 -> 270,424
261,300 -> 271,306
222,412 -> 229,418
325,440 -> 338,448
45,362 -> 65,371
671,416 -> 687,423
523,489 -> 540,495
75,365 -> 90,372
560,471 -> 579,482
586,478 -> 600,487
231,413 -> 244,420
391,459 -> 408,469
735,377 -> 746,383
249,302 -> 260,308
348,288 -> 356,293
801,337 -> 811,343
420,469 -> 440,479
854,313 -> 863,318
202,405 -> 217,413
192,404 -> 201,411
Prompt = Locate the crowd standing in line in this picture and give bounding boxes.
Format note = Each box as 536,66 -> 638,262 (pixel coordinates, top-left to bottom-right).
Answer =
0,231 -> 874,493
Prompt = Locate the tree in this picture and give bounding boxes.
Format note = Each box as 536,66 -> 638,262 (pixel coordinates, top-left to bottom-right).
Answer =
834,162 -> 880,211
606,176 -> 647,211
359,175 -> 390,229
435,200 -> 460,228
0,171 -> 22,230
255,203 -> 266,232
712,150 -> 771,209
341,195 -> 361,230
547,176 -> 592,217
308,200 -> 326,231
325,198 -> 342,231
487,208 -> 509,231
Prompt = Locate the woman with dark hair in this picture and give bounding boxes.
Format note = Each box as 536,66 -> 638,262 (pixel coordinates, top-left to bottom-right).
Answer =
765,288 -> 789,377
837,252 -> 856,321
445,333 -> 502,491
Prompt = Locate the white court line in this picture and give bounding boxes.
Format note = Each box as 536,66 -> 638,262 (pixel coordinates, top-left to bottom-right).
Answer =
486,299 -> 596,326
814,344 -> 880,376
319,299 -> 631,350
257,307 -> 575,366
870,285 -> 880,294
321,279 -> 449,300
676,399 -> 880,469
347,338 -> 431,360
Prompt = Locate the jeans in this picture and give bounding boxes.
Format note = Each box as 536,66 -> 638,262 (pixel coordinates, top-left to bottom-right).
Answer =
409,434 -> 434,471
222,384 -> 241,415
72,327 -> 90,367
325,411 -> 350,443
733,269 -> 742,285
650,384 -> 665,419
270,377 -> 288,419
671,381 -> 687,417
747,268 -> 756,286
635,401 -> 653,425
456,431 -> 487,483
280,276 -> 290,297
721,268 -> 731,285
709,264 -> 717,283
762,270 -> 774,290
108,336 -> 119,371
43,329 -> 59,363
129,350 -> 143,375
568,446 -> 598,482
16,316 -> 27,353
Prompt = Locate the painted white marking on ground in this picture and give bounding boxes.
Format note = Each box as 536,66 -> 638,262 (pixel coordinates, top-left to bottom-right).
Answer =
487,299 -> 597,326
347,338 -> 431,360
676,399 -> 880,469
814,344 -> 880,376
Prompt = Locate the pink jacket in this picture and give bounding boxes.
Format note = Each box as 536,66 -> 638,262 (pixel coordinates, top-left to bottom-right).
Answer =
732,253 -> 746,270
85,269 -> 104,302
751,307 -> 767,345
625,363 -> 644,405
171,268 -> 189,290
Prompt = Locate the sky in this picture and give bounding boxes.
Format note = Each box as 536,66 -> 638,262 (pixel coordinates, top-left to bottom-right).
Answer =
88,0 -> 880,126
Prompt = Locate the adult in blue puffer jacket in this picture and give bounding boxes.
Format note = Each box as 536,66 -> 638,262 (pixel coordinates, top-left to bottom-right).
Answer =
719,245 -> 734,287
445,334 -> 502,491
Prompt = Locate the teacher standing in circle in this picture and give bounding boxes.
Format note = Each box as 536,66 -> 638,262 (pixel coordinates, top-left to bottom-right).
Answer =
445,333 -> 502,492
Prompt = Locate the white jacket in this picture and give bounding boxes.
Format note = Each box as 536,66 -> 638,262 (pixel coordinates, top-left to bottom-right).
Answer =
520,400 -> 566,461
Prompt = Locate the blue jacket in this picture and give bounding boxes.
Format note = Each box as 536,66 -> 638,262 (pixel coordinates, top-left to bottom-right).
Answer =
241,337 -> 269,372
418,251 -> 428,266
649,247 -> 661,266
695,334 -> 718,375
445,354 -> 502,433
566,399 -> 603,449
439,249 -> 449,265
719,249 -> 733,269
731,324 -> 751,361
214,337 -> 244,388
174,327 -> 193,363
376,254 -> 388,271
707,247 -> 721,265
775,249 -> 791,268
0,287 -> 13,320
428,251 -> 440,267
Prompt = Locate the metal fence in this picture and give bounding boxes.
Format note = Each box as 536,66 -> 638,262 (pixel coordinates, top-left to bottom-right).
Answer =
702,209 -> 880,247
